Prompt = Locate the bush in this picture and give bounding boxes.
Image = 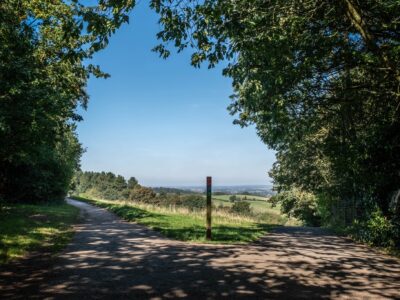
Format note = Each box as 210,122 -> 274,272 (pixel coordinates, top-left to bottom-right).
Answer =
155,194 -> 182,207
159,194 -> 206,211
72,171 -> 130,201
231,201 -> 252,216
180,195 -> 206,211
349,209 -> 399,249
128,186 -> 156,202
271,188 -> 321,226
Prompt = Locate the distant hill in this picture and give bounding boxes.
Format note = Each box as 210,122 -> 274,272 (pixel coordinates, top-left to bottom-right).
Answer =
159,185 -> 275,196
152,187 -> 200,195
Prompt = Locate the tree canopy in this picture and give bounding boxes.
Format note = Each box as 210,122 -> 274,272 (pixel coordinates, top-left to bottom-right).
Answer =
72,171 -> 139,200
72,171 -> 162,203
150,0 -> 400,247
1,0 -> 399,248
0,0 -> 135,202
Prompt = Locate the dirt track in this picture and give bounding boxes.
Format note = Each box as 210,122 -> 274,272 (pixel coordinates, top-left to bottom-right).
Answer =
1,198 -> 399,299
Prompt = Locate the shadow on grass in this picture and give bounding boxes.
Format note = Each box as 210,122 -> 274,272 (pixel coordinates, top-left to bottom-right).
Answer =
71,196 -> 275,244
145,224 -> 276,244
1,202 -> 400,299
0,202 -> 79,264
71,196 -> 159,220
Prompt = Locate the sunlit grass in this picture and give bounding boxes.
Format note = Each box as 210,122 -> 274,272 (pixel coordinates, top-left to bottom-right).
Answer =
0,202 -> 79,264
211,194 -> 301,226
72,196 -> 276,244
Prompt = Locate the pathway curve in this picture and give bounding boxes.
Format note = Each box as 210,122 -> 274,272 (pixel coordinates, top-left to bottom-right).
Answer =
1,199 -> 400,299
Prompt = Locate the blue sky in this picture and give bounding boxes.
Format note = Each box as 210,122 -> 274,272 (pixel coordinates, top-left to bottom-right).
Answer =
77,2 -> 276,187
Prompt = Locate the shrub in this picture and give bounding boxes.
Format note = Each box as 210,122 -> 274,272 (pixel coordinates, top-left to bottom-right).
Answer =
214,204 -> 230,214
180,195 -> 206,211
128,186 -> 156,202
271,188 -> 321,226
152,194 -> 206,211
158,194 -> 183,207
231,201 -> 252,216
350,209 -> 399,248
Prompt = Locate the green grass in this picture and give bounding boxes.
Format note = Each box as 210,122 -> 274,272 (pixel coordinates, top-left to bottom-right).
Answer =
212,194 -> 277,212
210,194 -> 301,226
0,201 -> 79,264
72,196 -> 275,244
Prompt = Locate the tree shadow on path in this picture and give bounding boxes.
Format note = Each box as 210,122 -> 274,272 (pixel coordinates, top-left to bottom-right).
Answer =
1,200 -> 399,299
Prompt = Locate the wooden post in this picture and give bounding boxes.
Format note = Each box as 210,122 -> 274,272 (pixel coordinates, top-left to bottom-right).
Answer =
206,176 -> 212,240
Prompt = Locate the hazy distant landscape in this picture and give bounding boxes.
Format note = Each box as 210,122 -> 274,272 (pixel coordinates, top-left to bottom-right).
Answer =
153,185 -> 275,196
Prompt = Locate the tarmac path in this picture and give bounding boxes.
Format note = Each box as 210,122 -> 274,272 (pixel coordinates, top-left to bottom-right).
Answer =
1,198 -> 399,299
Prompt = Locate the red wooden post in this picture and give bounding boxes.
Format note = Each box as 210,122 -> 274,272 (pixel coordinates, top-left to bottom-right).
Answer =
206,176 -> 212,240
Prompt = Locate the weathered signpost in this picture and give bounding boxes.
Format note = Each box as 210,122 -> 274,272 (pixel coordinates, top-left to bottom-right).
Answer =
206,176 -> 212,240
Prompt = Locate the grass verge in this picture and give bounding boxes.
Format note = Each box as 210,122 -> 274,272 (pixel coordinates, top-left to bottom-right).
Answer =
71,196 -> 276,244
0,201 -> 80,264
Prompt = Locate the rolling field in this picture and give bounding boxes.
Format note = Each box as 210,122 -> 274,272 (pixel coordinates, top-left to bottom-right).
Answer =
211,194 -> 300,226
212,194 -> 277,212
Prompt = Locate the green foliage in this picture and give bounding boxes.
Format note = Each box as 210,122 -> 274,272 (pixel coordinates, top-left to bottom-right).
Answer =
229,195 -> 237,202
231,201 -> 252,216
150,0 -> 400,250
271,188 -> 321,226
348,209 -> 400,249
72,171 -> 149,201
127,177 -> 139,189
128,185 -> 156,202
0,0 -> 135,202
152,187 -> 198,195
0,201 -> 79,264
73,171 -> 128,200
180,195 -> 206,211
134,193 -> 206,211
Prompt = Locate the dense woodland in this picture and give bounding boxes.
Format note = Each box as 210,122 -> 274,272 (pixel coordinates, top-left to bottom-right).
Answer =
0,0 -> 135,202
0,1 -> 399,249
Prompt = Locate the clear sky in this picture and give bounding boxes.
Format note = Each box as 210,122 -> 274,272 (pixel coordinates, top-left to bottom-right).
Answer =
77,2 -> 276,187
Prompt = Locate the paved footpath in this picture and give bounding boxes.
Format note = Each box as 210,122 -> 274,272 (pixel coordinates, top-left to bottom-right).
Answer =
1,199 -> 400,299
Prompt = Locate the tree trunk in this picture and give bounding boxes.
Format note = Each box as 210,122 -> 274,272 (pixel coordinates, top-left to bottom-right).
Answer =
342,0 -> 400,83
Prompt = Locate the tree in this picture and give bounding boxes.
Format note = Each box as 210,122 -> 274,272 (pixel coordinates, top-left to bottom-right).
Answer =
127,177 -> 139,189
72,171 -> 135,201
150,0 -> 400,244
229,195 -> 237,203
270,188 -> 321,226
0,0 -> 135,202
231,201 -> 252,216
129,186 -> 156,202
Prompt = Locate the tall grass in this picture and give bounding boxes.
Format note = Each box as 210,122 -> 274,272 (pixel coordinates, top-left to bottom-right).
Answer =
72,196 -> 277,244
120,200 -> 257,222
